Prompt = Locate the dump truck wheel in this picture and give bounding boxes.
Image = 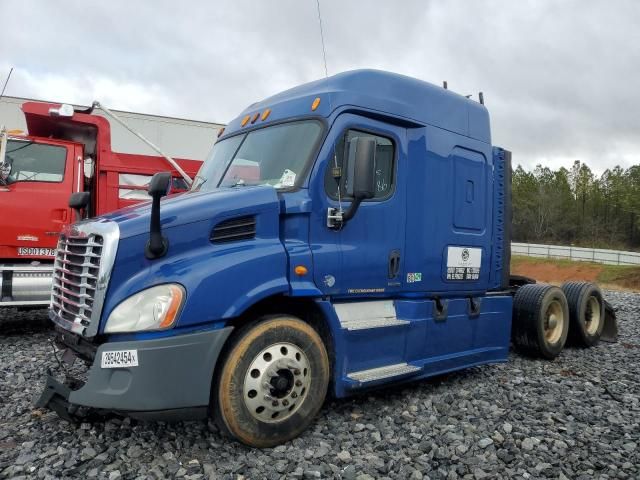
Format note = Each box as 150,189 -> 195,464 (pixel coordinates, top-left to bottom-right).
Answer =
214,315 -> 329,447
512,284 -> 569,359
562,282 -> 605,347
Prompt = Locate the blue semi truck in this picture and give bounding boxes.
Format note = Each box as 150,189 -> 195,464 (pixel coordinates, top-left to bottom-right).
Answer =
36,70 -> 616,447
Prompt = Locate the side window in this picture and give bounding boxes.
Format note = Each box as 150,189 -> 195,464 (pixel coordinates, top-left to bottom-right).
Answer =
324,129 -> 395,201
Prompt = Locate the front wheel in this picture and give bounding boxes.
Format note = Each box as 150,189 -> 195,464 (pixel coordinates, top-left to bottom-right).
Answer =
214,316 -> 329,447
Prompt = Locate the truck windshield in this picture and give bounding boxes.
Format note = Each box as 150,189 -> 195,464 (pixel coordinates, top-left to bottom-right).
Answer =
192,120 -> 323,191
2,140 -> 66,184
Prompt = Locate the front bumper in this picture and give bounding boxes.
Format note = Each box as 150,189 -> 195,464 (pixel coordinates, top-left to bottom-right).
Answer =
35,327 -> 233,421
0,264 -> 53,307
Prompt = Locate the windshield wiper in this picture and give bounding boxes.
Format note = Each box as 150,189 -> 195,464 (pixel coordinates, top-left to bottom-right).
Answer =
7,142 -> 35,154
191,175 -> 207,190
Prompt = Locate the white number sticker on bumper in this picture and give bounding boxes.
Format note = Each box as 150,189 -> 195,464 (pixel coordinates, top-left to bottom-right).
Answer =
101,350 -> 139,368
17,247 -> 56,257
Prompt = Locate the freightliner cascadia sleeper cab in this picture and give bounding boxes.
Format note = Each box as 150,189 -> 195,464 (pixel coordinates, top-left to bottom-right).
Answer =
36,70 -> 616,447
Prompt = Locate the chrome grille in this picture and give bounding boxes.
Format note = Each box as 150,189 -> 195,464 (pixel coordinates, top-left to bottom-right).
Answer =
49,219 -> 119,337
51,234 -> 103,328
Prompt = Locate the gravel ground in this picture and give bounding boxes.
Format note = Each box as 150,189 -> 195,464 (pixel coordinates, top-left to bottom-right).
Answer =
1,291 -> 638,480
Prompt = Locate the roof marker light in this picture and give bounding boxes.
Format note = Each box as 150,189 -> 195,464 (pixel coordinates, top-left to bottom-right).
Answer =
217,127 -> 225,138
251,112 -> 260,123
241,115 -> 250,127
311,97 -> 321,111
261,109 -> 271,121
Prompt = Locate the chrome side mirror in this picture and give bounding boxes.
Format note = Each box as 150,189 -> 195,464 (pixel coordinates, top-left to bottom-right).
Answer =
48,104 -> 74,117
83,156 -> 95,179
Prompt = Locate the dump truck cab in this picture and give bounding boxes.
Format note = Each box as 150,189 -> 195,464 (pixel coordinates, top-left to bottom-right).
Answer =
37,70 -> 614,447
0,102 -> 201,308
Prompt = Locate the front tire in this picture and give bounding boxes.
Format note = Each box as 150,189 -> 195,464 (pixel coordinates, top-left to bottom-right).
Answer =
512,284 -> 569,359
214,316 -> 329,447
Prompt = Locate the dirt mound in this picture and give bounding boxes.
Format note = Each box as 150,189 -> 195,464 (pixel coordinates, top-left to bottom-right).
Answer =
512,260 -> 602,283
511,256 -> 640,291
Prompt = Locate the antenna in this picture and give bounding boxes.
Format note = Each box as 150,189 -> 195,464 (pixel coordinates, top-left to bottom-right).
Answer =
479,92 -> 484,105
0,67 -> 11,188
0,67 -> 13,99
315,0 -> 330,83
443,81 -> 448,90
315,0 -> 344,225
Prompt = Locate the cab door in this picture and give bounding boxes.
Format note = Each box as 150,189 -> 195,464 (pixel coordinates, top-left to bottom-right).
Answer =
0,138 -> 77,259
308,114 -> 406,297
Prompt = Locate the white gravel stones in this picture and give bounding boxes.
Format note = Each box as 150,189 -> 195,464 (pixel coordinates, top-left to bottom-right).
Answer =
521,438 -> 535,452
1,290 -> 639,479
478,438 -> 493,449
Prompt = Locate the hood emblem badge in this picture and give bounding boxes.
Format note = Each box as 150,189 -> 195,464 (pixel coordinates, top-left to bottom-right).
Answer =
323,275 -> 336,287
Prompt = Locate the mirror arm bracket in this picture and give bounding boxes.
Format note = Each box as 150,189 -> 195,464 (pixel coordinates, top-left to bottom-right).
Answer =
341,197 -> 363,223
327,197 -> 364,229
327,207 -> 343,229
145,194 -> 169,259
145,172 -> 172,259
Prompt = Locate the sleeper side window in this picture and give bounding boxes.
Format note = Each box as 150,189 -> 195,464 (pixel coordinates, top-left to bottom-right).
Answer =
324,129 -> 395,201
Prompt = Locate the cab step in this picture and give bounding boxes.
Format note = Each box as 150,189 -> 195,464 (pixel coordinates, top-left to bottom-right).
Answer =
347,362 -> 421,384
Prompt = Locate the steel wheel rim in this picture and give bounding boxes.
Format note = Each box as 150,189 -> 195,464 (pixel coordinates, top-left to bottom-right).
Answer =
544,299 -> 564,345
243,342 -> 311,423
585,296 -> 601,335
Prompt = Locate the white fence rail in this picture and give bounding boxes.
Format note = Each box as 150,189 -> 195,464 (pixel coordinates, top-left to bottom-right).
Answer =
512,242 -> 640,266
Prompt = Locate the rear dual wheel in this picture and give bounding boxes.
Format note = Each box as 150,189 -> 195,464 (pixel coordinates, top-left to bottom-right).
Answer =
214,316 -> 329,448
512,282 -> 606,359
512,284 -> 569,359
562,282 -> 605,347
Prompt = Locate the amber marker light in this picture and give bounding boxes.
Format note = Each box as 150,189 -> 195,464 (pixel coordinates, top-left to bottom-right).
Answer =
241,115 -> 250,127
217,127 -> 225,138
311,97 -> 321,111
158,284 -> 185,329
261,109 -> 271,121
294,265 -> 308,276
7,129 -> 25,135
251,112 -> 260,123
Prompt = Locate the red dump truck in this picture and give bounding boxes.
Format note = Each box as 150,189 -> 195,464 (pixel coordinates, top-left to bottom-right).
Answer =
0,101 -> 204,308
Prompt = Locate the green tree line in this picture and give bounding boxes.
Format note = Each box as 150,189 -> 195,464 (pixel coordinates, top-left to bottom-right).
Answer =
512,161 -> 640,251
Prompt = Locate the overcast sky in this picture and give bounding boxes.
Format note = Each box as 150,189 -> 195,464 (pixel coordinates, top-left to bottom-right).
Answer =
1,0 -> 638,173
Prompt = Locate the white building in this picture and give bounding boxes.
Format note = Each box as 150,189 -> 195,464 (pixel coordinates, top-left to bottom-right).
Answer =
0,96 -> 224,161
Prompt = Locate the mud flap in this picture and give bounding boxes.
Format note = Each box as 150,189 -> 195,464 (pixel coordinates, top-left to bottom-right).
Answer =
600,300 -> 618,343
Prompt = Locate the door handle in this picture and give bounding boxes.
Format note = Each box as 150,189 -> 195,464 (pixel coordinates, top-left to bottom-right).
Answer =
388,250 -> 400,279
51,208 -> 68,223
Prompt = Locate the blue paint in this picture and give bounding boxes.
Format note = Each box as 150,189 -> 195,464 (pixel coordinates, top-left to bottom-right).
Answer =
100,186 -> 288,334
221,69 -> 490,144
90,69 -> 514,403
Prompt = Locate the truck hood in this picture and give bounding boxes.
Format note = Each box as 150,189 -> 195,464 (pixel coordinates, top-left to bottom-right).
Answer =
100,185 -> 281,239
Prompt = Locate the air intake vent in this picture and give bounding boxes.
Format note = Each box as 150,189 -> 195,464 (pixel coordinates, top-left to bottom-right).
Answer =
211,215 -> 256,243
